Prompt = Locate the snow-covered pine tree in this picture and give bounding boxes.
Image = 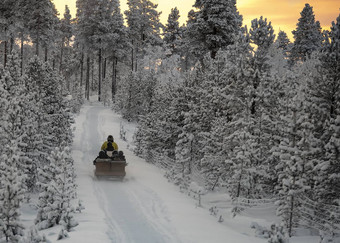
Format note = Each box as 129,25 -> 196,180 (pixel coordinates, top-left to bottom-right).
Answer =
59,5 -> 73,81
246,16 -> 278,197
275,54 -> 324,236
291,3 -> 323,63
134,57 -> 185,168
24,0 -> 59,59
35,147 -> 77,230
275,104 -> 309,236
179,10 -> 198,70
175,122 -> 194,189
115,45 -> 163,121
69,82 -> 85,114
106,0 -> 129,101
0,143 -> 26,242
24,56 -> 73,192
1,53 -> 37,191
187,0 -> 243,59
26,56 -> 72,151
163,7 -> 183,56
125,0 -> 163,71
75,0 -> 100,99
275,30 -> 291,57
311,14 -> 340,227
0,0 -> 18,67
200,31 -> 253,190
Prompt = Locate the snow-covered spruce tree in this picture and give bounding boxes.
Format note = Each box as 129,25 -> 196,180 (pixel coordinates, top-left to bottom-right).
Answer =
106,0 -> 129,101
274,55 -> 323,236
59,5 -> 73,82
89,0 -> 129,102
275,95 -> 310,237
115,46 -> 162,121
179,10 -> 198,70
75,0 -> 109,100
69,82 -> 84,114
24,0 -> 59,58
172,62 -> 223,189
115,70 -> 139,120
1,53 -> 39,191
163,7 -> 183,56
134,55 -> 185,168
312,13 -> 340,218
24,56 -> 73,192
0,64 -> 26,242
101,76 -> 112,106
275,30 -> 291,58
0,0 -> 18,67
26,56 -> 73,152
244,16 -> 278,197
0,144 -> 25,242
35,147 -> 77,230
125,0 -> 163,71
187,0 -> 243,59
291,3 -> 323,63
200,31 -> 253,190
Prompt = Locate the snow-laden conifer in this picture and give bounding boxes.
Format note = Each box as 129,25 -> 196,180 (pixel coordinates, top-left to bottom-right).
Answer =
291,3 -> 323,62
35,147 -> 77,230
164,7 -> 183,56
187,0 -> 243,59
275,30 -> 291,57
0,144 -> 25,242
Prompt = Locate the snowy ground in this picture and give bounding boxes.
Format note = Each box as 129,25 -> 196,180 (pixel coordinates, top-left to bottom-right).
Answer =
22,99 -> 321,243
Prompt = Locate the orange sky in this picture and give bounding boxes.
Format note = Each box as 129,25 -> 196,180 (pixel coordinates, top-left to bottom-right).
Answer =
53,0 -> 340,41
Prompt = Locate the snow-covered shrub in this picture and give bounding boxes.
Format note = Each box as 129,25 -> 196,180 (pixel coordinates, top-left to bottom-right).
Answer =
20,226 -> 50,243
57,229 -> 69,240
251,222 -> 270,239
267,224 -> 289,243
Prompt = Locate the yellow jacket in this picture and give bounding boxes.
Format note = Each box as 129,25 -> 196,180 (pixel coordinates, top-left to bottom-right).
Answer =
101,141 -> 118,151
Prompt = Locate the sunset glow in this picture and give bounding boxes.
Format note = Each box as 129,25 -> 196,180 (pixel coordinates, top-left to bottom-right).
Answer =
53,0 -> 340,41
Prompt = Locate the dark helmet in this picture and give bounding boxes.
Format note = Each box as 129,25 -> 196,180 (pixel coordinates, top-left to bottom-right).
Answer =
107,135 -> 114,142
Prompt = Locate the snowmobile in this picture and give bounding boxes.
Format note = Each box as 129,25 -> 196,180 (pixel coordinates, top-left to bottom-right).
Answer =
93,150 -> 127,179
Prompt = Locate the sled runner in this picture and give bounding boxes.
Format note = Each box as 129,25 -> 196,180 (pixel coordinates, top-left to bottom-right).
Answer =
93,151 -> 127,178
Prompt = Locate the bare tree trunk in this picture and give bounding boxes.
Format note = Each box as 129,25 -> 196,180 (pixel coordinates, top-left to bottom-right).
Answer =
103,57 -> 106,79
135,45 -> 137,71
112,56 -> 117,101
80,52 -> 84,86
98,46 -> 102,102
86,55 -> 90,100
59,42 -> 64,73
36,34 -> 39,57
20,35 -> 24,76
4,40 -> 7,67
131,40 -> 134,71
91,57 -> 94,90
44,46 -> 48,62
10,36 -> 14,53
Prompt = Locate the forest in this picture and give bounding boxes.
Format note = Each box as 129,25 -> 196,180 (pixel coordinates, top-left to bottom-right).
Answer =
0,0 -> 339,242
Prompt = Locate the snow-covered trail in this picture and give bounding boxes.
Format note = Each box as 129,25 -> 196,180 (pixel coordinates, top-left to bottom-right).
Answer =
71,101 -> 266,243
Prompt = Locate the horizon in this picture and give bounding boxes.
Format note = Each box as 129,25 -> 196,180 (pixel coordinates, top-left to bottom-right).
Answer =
53,0 -> 340,41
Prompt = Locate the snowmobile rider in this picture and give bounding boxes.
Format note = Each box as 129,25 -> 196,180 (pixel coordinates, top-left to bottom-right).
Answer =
101,135 -> 118,151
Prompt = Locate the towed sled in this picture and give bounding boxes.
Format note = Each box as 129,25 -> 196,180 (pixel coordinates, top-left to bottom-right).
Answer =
93,150 -> 127,178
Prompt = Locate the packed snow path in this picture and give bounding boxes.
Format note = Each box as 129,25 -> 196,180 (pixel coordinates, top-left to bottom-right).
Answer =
71,101 -> 266,243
